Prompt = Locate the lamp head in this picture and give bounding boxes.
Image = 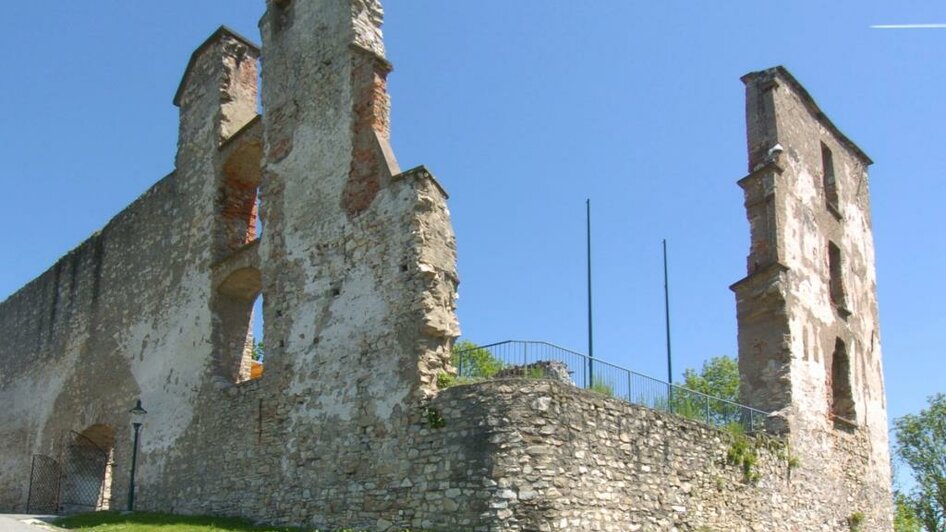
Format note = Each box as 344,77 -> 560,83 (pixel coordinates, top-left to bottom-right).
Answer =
129,399 -> 147,425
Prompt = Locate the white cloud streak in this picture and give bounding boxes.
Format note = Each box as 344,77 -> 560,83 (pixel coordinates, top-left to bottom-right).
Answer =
871,23 -> 946,29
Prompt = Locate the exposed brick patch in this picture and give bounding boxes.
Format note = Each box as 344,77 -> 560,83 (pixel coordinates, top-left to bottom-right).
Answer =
342,49 -> 391,218
219,179 -> 258,250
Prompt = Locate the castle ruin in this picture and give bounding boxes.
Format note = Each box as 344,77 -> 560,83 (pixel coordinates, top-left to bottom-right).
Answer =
0,1 -> 893,530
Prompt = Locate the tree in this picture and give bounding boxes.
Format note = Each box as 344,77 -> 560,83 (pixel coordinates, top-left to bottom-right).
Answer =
672,355 -> 741,426
451,340 -> 503,379
894,393 -> 946,532
893,492 -> 921,532
251,340 -> 265,362
681,355 -> 740,403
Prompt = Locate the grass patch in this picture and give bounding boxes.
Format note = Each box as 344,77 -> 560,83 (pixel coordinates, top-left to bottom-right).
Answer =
590,377 -> 615,397
55,511 -> 312,532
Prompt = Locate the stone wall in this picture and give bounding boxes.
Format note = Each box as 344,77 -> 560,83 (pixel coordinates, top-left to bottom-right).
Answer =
0,164 -> 211,511
382,378 -> 883,531
0,0 -> 461,523
0,28 -> 263,513
139,375 -> 891,531
732,66 -> 892,529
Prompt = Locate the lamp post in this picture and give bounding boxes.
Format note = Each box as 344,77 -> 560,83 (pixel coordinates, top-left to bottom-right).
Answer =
127,399 -> 147,512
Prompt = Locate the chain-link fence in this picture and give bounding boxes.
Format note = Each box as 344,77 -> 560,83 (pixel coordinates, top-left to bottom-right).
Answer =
26,454 -> 61,513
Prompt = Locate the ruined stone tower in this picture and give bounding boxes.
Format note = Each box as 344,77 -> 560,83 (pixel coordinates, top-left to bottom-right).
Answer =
732,66 -> 893,527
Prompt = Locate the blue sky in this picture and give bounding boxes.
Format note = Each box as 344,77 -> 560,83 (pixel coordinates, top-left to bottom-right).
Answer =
2,1 -> 943,486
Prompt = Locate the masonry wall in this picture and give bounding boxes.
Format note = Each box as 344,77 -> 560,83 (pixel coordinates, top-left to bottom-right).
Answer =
392,378 -> 882,532
732,67 -> 892,529
0,29 -> 263,513
0,0 -> 461,523
136,164 -> 458,527
0,169 -> 210,511
140,0 -> 457,522
141,375 -> 896,532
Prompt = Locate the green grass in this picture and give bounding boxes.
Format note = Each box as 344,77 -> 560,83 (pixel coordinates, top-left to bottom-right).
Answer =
54,512 -> 314,532
589,376 -> 615,397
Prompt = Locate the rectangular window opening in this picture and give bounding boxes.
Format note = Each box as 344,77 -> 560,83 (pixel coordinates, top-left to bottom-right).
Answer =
821,142 -> 839,212
828,241 -> 847,312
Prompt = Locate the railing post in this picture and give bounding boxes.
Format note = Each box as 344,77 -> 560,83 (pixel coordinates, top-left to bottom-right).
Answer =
627,372 -> 632,402
523,342 -> 528,367
704,395 -> 710,423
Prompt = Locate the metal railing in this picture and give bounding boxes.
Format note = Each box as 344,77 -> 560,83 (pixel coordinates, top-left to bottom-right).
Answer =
453,340 -> 769,433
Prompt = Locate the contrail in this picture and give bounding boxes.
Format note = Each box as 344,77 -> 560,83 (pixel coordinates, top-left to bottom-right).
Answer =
871,23 -> 946,29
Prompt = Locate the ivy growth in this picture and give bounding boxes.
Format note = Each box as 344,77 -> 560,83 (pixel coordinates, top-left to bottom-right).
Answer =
424,406 -> 445,429
787,455 -> 801,469
848,511 -> 865,531
723,424 -> 788,483
726,431 -> 760,483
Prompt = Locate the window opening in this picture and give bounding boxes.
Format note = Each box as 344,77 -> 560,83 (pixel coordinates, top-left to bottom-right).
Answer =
254,186 -> 263,239
249,293 -> 265,380
214,267 -> 262,383
219,140 -> 262,253
821,142 -> 839,211
256,61 -> 263,115
830,339 -> 855,425
828,241 -> 846,311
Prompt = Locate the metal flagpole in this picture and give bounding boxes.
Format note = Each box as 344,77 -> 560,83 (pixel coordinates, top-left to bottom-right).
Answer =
663,239 -> 673,411
587,199 -> 594,389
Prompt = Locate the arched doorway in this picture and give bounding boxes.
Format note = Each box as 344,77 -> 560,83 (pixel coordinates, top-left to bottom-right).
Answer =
59,424 -> 114,514
215,266 -> 263,382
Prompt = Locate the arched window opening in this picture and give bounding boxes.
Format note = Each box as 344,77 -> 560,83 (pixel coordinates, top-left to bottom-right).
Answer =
830,339 -> 856,426
220,139 -> 262,253
249,292 -> 265,380
254,186 -> 264,239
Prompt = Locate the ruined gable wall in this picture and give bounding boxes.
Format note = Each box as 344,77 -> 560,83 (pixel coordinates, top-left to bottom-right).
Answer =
735,68 -> 892,529
0,0 -> 462,520
257,0 -> 457,459
133,1 -> 461,526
